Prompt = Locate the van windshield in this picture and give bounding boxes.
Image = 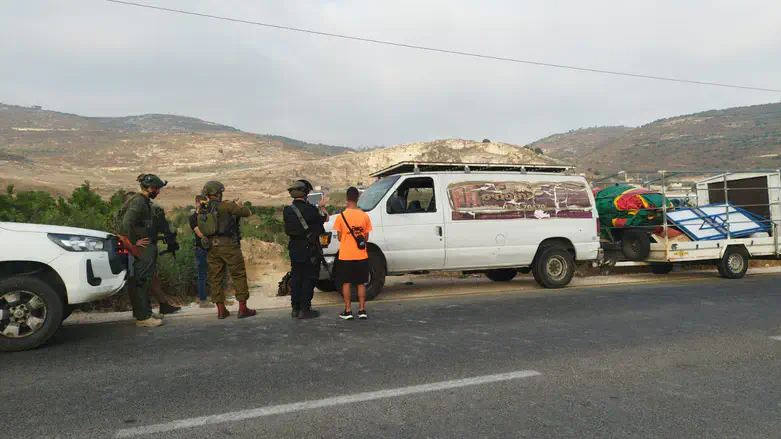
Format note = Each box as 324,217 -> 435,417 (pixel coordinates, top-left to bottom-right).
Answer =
357,176 -> 400,211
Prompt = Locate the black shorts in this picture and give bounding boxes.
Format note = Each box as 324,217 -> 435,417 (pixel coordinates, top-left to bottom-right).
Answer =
337,259 -> 370,286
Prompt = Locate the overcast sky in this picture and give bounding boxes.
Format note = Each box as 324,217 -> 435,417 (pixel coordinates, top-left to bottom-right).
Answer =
3,0 -> 780,147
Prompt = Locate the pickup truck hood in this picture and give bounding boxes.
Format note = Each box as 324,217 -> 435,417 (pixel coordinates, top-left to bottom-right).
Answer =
0,222 -> 110,238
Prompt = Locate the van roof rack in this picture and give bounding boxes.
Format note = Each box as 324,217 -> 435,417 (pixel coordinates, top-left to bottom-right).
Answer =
370,162 -> 573,178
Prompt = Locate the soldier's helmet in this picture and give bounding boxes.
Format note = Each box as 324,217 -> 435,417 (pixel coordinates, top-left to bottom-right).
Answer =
137,174 -> 167,189
202,180 -> 225,197
288,179 -> 312,198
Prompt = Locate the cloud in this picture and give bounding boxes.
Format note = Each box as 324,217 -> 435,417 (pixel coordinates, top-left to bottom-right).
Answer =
2,0 -> 780,147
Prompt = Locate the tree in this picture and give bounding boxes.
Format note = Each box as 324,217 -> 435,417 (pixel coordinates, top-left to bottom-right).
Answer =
482,139 -> 491,143
6,184 -> 14,196
534,147 -> 544,155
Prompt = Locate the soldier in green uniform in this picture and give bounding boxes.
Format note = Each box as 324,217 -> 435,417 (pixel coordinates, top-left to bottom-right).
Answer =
200,181 -> 256,319
121,174 -> 167,328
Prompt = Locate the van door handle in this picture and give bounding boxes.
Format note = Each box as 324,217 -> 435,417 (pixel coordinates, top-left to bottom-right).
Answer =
436,226 -> 443,236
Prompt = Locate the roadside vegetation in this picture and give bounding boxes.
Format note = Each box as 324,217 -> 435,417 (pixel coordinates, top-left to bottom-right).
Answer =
1,182 -> 343,306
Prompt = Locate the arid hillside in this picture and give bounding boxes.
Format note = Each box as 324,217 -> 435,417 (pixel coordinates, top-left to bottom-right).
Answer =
0,104 -> 552,206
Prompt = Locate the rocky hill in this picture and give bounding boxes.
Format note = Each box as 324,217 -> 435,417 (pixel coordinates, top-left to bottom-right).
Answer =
0,103 -> 553,205
538,102 -> 781,173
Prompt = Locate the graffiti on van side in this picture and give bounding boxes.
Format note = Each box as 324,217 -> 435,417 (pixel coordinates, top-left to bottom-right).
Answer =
447,181 -> 593,221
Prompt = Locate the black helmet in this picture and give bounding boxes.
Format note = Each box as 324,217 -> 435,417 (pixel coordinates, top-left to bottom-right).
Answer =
137,174 -> 167,190
288,179 -> 312,198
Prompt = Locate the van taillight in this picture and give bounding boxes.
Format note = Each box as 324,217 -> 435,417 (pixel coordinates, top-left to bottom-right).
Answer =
596,217 -> 601,236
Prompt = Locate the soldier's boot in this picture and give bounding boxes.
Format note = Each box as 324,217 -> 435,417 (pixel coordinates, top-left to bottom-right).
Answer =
238,301 -> 257,319
159,302 -> 182,315
216,303 -> 231,320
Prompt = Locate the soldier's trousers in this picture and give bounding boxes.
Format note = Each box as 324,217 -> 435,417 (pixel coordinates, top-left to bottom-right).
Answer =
131,243 -> 157,320
207,240 -> 250,303
290,261 -> 318,311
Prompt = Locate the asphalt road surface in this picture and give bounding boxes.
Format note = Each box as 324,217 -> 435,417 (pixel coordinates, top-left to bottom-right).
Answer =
3,274 -> 781,438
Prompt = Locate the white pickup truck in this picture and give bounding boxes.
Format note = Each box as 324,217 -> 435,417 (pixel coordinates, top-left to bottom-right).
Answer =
317,162 -> 601,299
0,222 -> 128,352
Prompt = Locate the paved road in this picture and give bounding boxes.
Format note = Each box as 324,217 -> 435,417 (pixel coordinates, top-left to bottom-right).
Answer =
3,274 -> 781,438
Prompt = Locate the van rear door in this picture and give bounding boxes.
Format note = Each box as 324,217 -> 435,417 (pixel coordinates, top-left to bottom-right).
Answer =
380,176 -> 445,272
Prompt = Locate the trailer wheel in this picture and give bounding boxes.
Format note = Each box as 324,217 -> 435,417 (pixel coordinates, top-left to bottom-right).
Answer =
621,230 -> 651,261
717,247 -> 749,279
532,247 -> 575,288
650,263 -> 673,275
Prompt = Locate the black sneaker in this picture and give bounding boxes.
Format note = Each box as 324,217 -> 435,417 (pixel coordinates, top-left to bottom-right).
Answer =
358,309 -> 368,320
339,311 -> 354,320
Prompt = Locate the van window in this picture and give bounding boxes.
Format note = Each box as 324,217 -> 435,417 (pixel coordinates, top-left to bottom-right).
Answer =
357,175 -> 400,212
387,177 -> 436,214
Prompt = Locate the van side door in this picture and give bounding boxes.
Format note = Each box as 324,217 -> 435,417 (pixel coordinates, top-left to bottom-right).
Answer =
380,176 -> 445,272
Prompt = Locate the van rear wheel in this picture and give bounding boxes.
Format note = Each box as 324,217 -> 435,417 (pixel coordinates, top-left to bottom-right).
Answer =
532,247 -> 575,289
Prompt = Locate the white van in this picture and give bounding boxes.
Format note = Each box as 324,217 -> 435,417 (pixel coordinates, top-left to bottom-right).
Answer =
317,162 -> 601,299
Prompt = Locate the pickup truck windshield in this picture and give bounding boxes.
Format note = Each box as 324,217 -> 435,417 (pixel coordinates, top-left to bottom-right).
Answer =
357,175 -> 400,211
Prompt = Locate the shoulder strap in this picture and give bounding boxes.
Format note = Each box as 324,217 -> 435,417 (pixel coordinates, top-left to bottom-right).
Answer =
290,204 -> 309,231
340,211 -> 360,241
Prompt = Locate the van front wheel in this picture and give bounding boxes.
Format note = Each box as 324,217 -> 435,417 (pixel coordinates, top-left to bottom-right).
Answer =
347,250 -> 386,301
532,247 -> 575,289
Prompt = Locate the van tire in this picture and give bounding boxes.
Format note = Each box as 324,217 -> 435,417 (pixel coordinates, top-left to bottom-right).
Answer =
650,263 -> 674,275
717,247 -> 749,279
484,269 -> 518,282
346,250 -> 386,301
532,247 -> 575,288
0,276 -> 64,353
316,280 -> 338,293
621,230 -> 651,261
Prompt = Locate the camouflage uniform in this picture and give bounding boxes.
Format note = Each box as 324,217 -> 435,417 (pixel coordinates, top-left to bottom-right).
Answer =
207,200 -> 252,303
120,194 -> 157,321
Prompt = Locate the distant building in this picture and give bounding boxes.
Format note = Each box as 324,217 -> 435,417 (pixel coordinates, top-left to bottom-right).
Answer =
31,105 -> 42,110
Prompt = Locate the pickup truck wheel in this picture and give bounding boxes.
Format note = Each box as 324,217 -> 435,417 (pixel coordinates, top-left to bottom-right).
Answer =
650,263 -> 674,275
717,247 -> 749,279
0,276 -> 63,353
348,251 -> 386,301
532,247 -> 575,289
484,269 -> 518,282
316,279 -> 338,293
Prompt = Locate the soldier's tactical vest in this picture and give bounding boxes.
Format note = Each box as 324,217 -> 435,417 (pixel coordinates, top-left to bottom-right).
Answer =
198,200 -> 236,238
121,194 -> 154,240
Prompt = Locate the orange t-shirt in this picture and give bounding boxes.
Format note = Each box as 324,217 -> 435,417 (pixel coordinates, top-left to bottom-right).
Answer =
333,208 -> 373,261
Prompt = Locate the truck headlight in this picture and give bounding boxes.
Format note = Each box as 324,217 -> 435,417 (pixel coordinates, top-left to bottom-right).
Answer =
48,234 -> 106,252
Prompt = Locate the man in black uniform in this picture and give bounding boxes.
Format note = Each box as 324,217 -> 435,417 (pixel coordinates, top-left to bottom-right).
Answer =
283,180 -> 329,319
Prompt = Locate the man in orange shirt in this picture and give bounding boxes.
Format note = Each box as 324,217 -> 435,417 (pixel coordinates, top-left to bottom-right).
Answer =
333,187 -> 373,320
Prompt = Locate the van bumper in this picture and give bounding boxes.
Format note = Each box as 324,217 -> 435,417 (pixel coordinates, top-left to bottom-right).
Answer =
575,242 -> 601,262
318,255 -> 336,280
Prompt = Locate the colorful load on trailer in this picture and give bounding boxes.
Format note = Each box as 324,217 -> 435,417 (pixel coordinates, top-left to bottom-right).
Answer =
594,185 -> 674,239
